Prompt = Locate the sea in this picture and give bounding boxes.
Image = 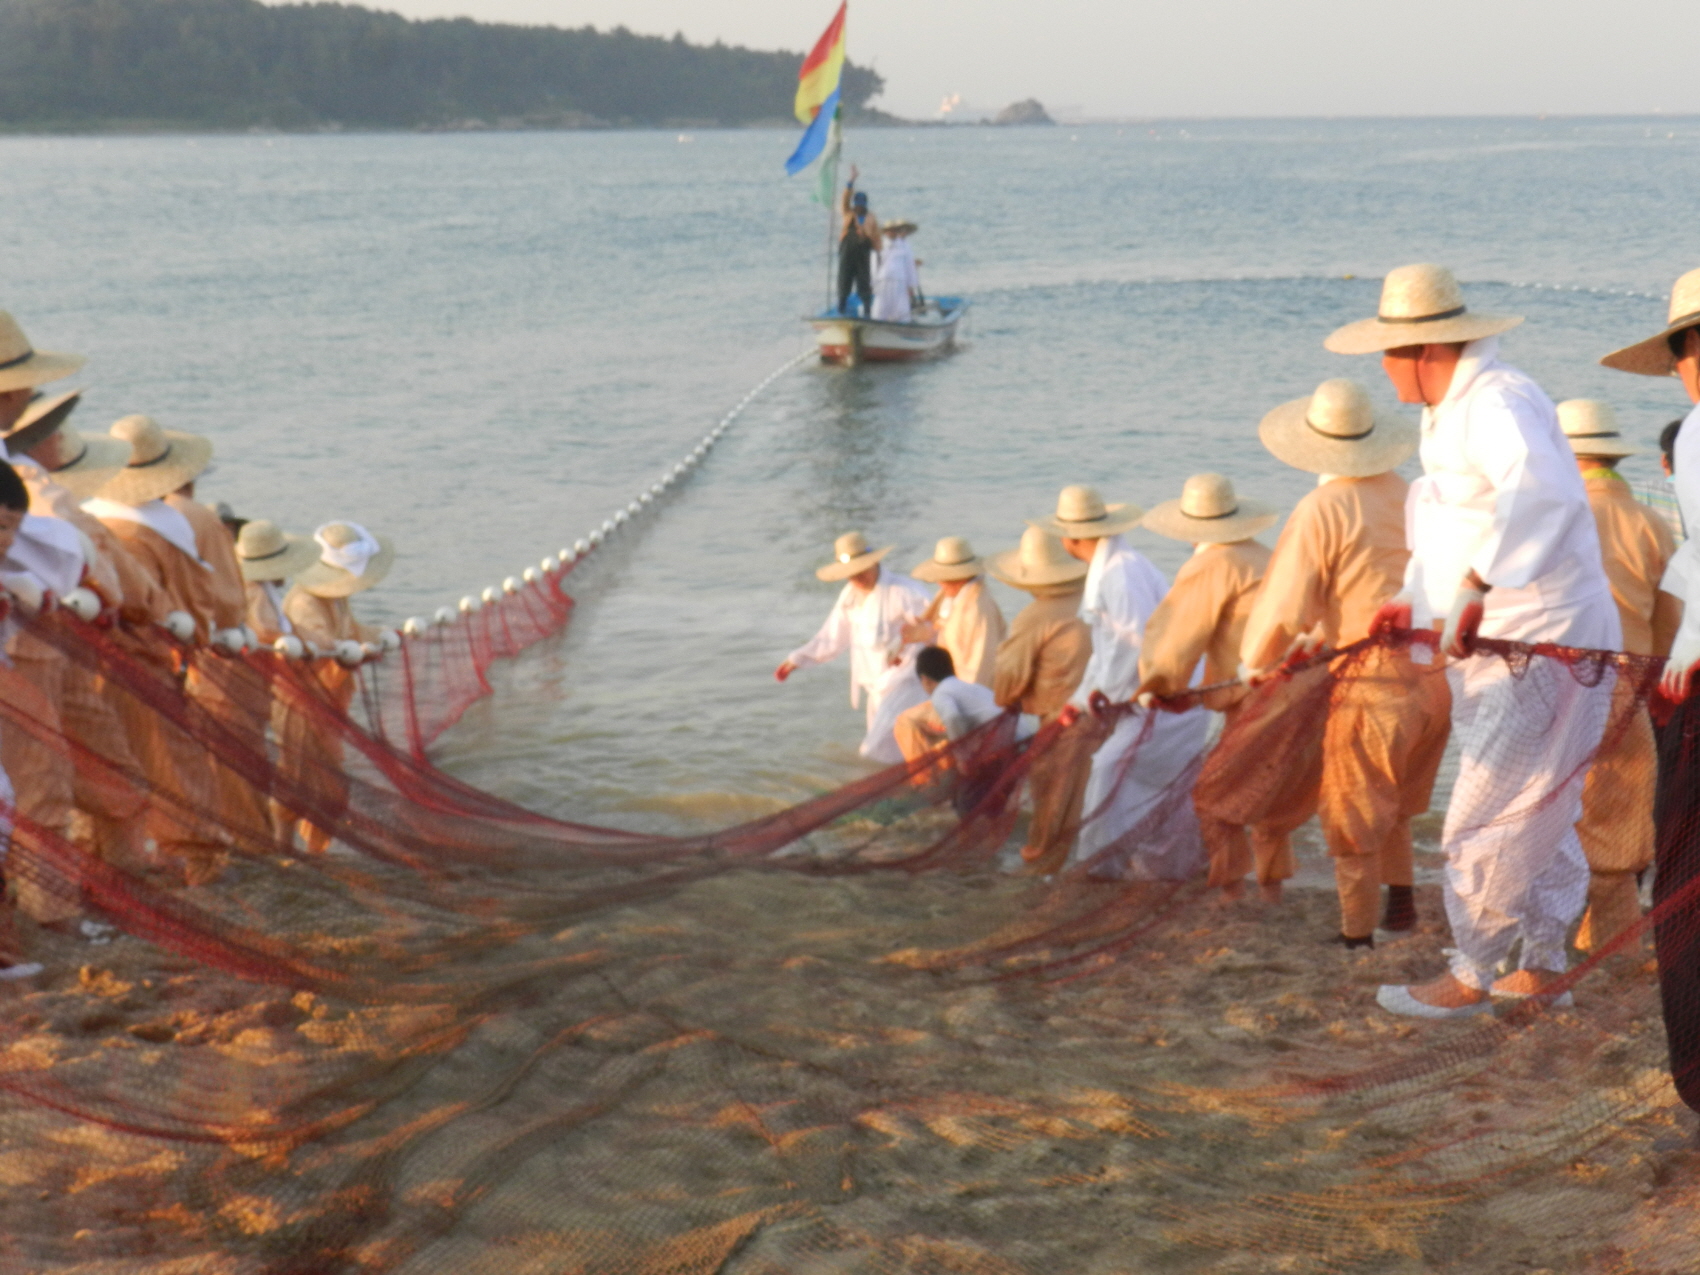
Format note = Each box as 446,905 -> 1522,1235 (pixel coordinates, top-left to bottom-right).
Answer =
3,118 -> 1698,833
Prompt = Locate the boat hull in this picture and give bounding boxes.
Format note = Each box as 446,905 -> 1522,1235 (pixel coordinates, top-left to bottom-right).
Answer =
808,298 -> 967,366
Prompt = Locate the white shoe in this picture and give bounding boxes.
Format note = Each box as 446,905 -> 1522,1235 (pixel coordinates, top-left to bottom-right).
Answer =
80,920 -> 116,944
0,961 -> 44,981
1376,984 -> 1493,1019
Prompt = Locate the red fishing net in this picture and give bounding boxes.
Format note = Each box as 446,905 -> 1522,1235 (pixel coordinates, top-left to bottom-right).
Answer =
0,595 -> 1695,1274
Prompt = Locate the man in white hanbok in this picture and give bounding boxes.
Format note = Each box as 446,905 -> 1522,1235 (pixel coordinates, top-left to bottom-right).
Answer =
872,220 -> 920,323
777,531 -> 931,765
1030,485 -> 1208,879
1328,263 -> 1617,1018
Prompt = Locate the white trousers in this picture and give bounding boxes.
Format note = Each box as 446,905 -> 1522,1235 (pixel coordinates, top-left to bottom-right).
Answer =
1071,705 -> 1208,879
1441,654 -> 1612,987
860,660 -> 927,765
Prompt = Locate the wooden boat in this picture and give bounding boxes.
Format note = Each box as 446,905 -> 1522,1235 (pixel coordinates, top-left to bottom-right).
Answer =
808,296 -> 968,366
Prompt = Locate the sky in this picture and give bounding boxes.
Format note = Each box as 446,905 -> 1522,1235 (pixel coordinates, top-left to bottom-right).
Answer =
349,0 -> 1700,121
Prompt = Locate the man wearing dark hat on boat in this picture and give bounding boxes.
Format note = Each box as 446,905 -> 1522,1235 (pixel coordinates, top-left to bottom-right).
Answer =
837,166 -> 881,318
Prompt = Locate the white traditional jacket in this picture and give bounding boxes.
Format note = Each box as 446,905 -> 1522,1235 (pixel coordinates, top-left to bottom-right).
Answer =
1404,338 -> 1613,643
786,565 -> 931,708
1073,534 -> 1170,706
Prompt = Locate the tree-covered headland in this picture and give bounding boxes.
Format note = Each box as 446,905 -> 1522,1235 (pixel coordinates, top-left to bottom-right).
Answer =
0,0 -> 887,131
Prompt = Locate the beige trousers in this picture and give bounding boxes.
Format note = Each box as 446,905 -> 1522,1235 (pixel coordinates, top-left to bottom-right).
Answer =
1319,647 -> 1450,938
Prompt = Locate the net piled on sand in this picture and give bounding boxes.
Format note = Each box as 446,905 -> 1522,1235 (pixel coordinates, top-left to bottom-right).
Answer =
0,607 -> 1697,1275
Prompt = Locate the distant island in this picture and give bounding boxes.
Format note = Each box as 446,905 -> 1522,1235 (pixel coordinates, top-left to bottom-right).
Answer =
0,0 -> 887,132
994,99 -> 1054,126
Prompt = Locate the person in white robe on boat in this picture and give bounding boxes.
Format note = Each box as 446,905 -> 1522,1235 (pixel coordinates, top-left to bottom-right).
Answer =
777,531 -> 931,765
1033,485 -> 1208,879
872,219 -> 921,323
1327,263 -> 1618,1020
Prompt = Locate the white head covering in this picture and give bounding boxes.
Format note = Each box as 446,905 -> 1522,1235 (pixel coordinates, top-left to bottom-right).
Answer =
315,520 -> 382,578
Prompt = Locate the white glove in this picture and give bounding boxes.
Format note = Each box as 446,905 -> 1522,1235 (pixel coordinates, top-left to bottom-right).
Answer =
360,641 -> 383,659
1440,586 -> 1488,659
1135,691 -> 1157,709
378,628 -> 401,652
241,625 -> 259,649
61,587 -> 102,622
0,573 -> 44,616
333,639 -> 365,667
209,627 -> 248,654
161,610 -> 196,642
1663,621 -> 1700,702
273,634 -> 306,660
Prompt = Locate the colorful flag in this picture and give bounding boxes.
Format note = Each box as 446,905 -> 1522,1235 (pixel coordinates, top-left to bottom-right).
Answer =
794,3 -> 847,125
785,4 -> 846,176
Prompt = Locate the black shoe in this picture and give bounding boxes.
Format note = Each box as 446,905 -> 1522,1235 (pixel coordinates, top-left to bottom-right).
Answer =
1381,885 -> 1417,932
1330,932 -> 1374,950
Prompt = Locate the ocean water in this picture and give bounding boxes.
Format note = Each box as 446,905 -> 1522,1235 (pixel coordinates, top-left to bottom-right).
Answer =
2,117 -> 1699,832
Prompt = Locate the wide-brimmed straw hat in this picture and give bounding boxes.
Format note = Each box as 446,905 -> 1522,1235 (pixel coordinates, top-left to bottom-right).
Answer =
911,535 -> 983,582
0,313 -> 85,393
235,519 -> 322,582
882,218 -> 918,234
815,531 -> 893,582
1325,264 -> 1523,355
3,388 -> 83,457
1141,473 -> 1279,544
95,415 -> 214,506
1258,378 -> 1419,477
1557,399 -> 1640,459
1600,267 -> 1700,377
987,526 -> 1089,591
1027,484 -> 1144,539
36,417 -> 131,499
296,521 -> 396,598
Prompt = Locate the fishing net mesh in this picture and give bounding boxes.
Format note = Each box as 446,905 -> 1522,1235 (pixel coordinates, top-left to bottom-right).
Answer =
0,565 -> 1697,1274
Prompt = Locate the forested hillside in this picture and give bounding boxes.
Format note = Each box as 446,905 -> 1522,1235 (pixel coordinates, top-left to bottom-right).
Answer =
0,0 -> 886,130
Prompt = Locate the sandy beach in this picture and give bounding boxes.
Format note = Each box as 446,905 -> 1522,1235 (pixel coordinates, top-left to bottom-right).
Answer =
1,805 -> 1693,1273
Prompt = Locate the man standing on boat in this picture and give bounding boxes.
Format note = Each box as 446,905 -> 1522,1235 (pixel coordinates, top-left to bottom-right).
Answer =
777,531 -> 930,765
837,167 -> 880,318
873,219 -> 920,323
1327,263 -> 1616,1018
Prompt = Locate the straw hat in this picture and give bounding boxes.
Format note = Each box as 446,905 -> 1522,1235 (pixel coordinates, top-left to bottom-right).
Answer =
0,313 -> 85,393
815,530 -> 893,582
1258,378 -> 1419,477
295,521 -> 396,598
883,217 -> 918,234
1325,264 -> 1523,355
235,519 -> 321,582
986,525 -> 1089,591
911,535 -> 983,582
3,388 -> 83,457
1556,399 -> 1640,459
96,415 -> 214,506
1141,473 -> 1279,544
35,418 -> 131,499
1600,267 -> 1700,377
1027,484 -> 1144,539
